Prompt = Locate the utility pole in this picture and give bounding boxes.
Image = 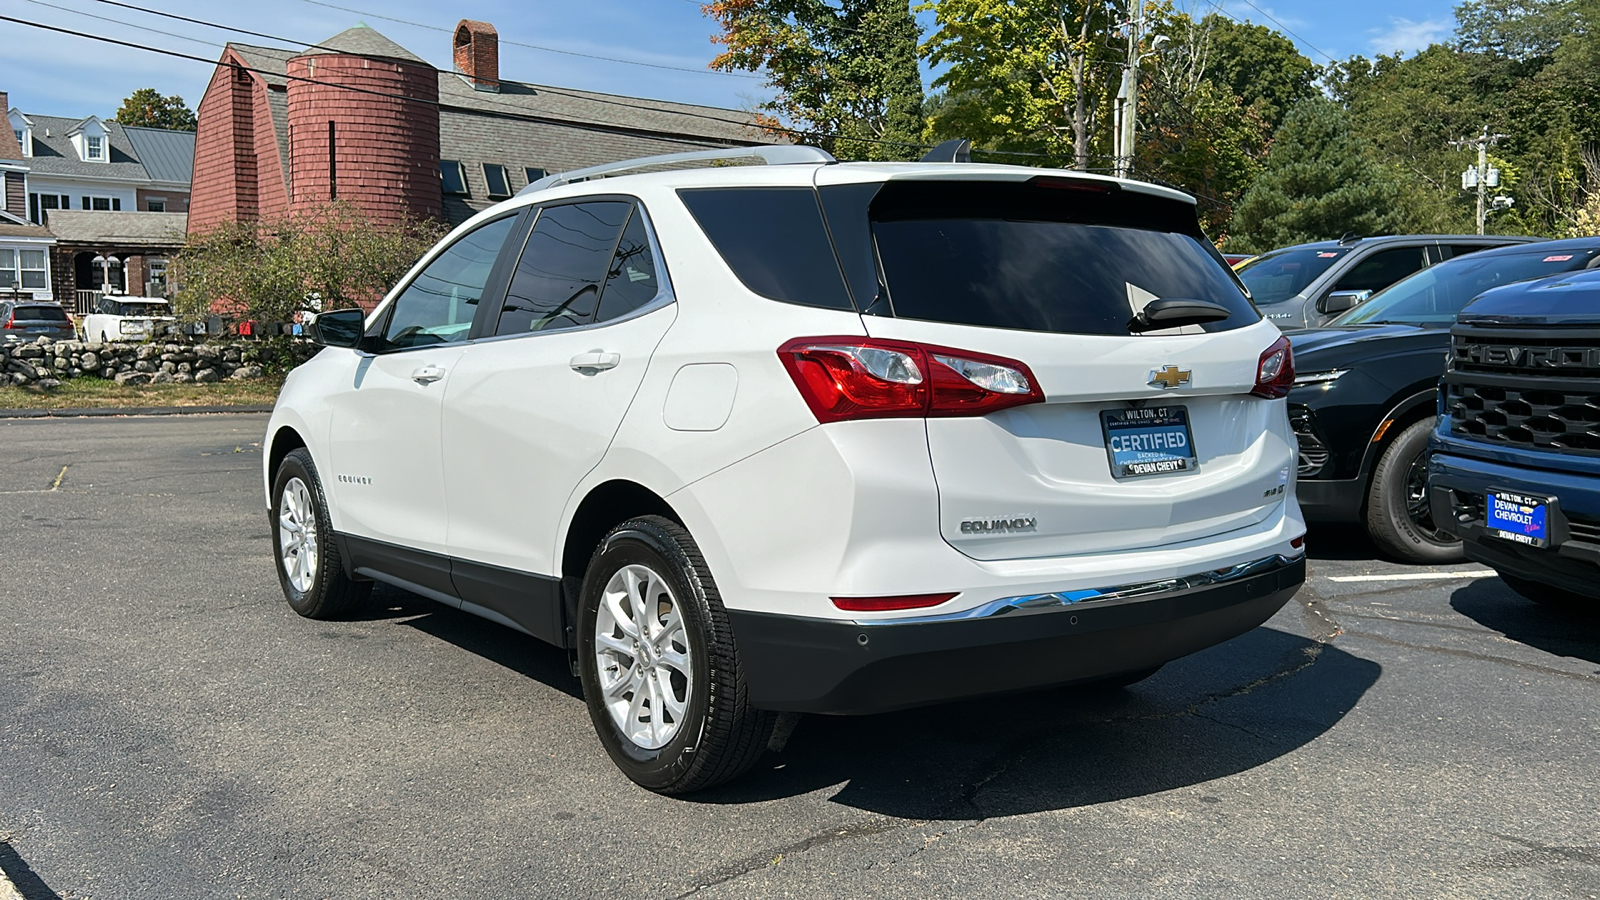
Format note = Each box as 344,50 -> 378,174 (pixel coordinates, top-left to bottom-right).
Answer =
1113,1 -> 1143,179
1450,125 -> 1510,235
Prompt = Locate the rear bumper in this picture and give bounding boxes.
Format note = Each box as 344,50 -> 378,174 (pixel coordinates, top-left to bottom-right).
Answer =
1428,449 -> 1600,599
726,555 -> 1305,714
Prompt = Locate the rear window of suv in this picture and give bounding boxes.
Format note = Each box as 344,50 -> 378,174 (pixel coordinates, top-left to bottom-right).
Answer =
867,179 -> 1257,336
16,305 -> 68,321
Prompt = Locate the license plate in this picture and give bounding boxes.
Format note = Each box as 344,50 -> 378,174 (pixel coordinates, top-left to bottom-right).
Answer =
1487,491 -> 1550,547
1101,406 -> 1199,479
27,326 -> 49,332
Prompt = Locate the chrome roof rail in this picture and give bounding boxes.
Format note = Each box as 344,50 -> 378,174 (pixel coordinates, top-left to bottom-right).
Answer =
518,145 -> 836,195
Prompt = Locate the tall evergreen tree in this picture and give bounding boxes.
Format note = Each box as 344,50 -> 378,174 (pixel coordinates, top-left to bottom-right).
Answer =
1231,98 -> 1409,251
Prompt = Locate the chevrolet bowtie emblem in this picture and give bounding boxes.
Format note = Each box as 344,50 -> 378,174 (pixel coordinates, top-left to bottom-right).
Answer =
1148,365 -> 1191,389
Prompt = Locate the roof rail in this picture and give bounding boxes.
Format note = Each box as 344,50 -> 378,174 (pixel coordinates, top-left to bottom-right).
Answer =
519,145 -> 837,195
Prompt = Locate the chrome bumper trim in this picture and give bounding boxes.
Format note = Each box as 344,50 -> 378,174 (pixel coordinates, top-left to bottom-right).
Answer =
854,553 -> 1303,626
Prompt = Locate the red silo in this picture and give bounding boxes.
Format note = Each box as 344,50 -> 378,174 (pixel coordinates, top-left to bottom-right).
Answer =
285,26 -> 442,225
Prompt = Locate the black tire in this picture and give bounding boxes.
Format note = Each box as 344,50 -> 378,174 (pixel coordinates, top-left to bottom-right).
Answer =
270,447 -> 370,619
1498,573 -> 1594,611
577,516 -> 773,794
1365,417 -> 1464,564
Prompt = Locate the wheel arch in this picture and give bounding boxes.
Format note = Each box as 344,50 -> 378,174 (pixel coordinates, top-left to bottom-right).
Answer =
1355,386 -> 1440,513
560,479 -> 684,583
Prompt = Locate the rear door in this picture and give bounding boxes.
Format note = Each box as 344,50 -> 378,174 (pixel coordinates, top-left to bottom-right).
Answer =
820,174 -> 1294,560
443,200 -> 675,596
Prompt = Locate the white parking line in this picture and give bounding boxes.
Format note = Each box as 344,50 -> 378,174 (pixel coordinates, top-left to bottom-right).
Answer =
1325,571 -> 1498,583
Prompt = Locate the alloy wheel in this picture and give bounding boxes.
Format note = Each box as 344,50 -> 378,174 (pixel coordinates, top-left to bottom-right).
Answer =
594,563 -> 693,750
278,476 -> 320,593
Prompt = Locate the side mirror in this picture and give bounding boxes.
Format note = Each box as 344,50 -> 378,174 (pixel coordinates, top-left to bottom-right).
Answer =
306,307 -> 367,349
1319,289 -> 1371,315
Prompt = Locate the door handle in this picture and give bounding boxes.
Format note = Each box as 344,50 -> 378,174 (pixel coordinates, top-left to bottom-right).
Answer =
411,364 -> 446,384
570,351 -> 621,372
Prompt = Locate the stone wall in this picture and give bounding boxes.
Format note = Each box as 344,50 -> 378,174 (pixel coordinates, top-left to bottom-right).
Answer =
0,338 -> 316,388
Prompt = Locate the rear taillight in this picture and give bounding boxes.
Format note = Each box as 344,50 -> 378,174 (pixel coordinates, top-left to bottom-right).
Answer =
1,313 -> 18,330
778,337 -> 1044,423
1251,336 -> 1294,399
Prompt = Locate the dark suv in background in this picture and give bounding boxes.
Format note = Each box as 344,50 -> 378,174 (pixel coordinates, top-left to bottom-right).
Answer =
0,300 -> 75,342
1430,268 -> 1600,607
1237,234 -> 1537,331
1288,238 -> 1600,562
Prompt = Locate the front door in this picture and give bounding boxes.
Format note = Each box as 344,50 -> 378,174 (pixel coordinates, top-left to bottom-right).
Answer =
324,214 -> 519,565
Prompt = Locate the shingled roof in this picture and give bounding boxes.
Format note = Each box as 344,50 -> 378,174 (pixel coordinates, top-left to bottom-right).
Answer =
18,115 -> 194,184
44,210 -> 188,246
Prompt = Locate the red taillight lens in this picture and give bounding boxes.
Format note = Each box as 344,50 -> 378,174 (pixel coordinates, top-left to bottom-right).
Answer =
1251,335 -> 1294,399
1,311 -> 18,330
778,337 -> 1044,423
831,592 -> 959,612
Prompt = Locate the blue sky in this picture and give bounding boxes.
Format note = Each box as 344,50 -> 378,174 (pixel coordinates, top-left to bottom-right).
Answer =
0,0 -> 1462,121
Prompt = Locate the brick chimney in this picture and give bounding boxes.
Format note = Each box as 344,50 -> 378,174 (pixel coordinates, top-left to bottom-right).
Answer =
0,91 -> 24,160
453,20 -> 500,92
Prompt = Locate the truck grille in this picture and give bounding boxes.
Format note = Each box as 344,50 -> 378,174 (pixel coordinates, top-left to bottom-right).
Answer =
1446,324 -> 1600,455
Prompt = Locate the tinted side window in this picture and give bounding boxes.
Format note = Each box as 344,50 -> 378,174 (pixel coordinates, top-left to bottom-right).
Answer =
1445,244 -> 1495,260
678,187 -> 854,311
497,201 -> 630,336
595,208 -> 663,324
381,215 -> 517,351
1333,247 -> 1427,294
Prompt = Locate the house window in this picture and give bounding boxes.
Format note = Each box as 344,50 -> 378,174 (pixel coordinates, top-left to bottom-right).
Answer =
525,167 -> 547,184
86,135 -> 103,160
441,160 -> 468,195
146,198 -> 166,212
29,193 -> 65,224
12,129 -> 20,146
483,163 -> 510,198
82,196 -> 120,211
0,249 -> 48,290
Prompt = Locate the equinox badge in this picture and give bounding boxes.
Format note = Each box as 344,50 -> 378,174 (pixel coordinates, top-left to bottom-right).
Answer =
1148,365 -> 1191,389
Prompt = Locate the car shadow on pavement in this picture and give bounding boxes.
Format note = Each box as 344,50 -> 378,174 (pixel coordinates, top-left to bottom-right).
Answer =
360,583 -> 584,701
693,626 -> 1380,819
1450,578 -> 1600,666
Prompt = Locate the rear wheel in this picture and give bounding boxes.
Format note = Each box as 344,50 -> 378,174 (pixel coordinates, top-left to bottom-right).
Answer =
577,516 -> 772,794
270,448 -> 370,618
1366,418 -> 1463,564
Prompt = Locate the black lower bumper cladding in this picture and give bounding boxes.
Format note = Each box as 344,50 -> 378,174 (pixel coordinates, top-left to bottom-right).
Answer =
728,556 -> 1306,715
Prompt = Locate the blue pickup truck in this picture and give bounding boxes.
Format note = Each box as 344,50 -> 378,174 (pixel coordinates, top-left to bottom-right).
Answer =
1427,268 -> 1600,606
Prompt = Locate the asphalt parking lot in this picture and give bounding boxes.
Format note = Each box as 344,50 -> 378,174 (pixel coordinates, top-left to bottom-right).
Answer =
1,414 -> 1596,899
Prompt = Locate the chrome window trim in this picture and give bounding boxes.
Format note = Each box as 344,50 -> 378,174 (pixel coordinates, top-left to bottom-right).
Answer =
852,553 -> 1303,626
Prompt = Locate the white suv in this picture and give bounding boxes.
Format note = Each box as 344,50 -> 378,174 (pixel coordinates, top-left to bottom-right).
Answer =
264,146 -> 1306,793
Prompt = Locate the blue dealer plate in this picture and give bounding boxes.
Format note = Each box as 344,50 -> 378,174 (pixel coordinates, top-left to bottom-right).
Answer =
1486,491 -> 1550,547
1101,406 -> 1199,479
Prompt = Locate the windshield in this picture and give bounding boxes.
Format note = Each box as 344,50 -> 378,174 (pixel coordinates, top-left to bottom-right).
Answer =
1235,246 -> 1348,304
1334,247 -> 1600,325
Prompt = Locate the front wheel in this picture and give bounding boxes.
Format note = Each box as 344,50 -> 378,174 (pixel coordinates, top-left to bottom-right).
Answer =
577,516 -> 772,794
1366,418 -> 1463,564
270,448 -> 370,618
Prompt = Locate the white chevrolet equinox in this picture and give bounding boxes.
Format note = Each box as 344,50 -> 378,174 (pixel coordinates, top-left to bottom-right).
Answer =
264,146 -> 1306,793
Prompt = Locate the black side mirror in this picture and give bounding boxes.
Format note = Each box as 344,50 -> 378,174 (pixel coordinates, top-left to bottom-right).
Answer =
1318,289 -> 1371,315
307,308 -> 367,348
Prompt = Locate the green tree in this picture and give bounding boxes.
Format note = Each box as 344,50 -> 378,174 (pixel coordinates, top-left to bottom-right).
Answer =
921,0 -> 1121,170
1230,98 -> 1409,251
1196,15 -> 1317,133
111,88 -> 197,131
703,0 -> 925,160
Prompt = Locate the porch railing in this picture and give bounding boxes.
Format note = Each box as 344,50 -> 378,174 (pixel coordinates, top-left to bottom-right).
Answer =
75,289 -> 101,316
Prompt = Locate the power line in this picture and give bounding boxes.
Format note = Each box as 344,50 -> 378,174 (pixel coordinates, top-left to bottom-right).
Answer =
20,0 -> 221,48
1189,0 -> 1339,64
292,0 -> 763,79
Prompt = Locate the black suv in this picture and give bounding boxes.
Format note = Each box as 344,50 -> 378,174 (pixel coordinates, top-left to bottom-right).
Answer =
1237,234 -> 1536,331
1288,238 -> 1600,561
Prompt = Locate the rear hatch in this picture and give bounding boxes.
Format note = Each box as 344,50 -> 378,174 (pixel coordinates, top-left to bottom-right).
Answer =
5,304 -> 74,337
818,172 -> 1292,560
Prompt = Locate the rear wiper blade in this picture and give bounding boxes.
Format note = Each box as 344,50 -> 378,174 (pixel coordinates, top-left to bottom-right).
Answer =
1129,297 -> 1233,333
